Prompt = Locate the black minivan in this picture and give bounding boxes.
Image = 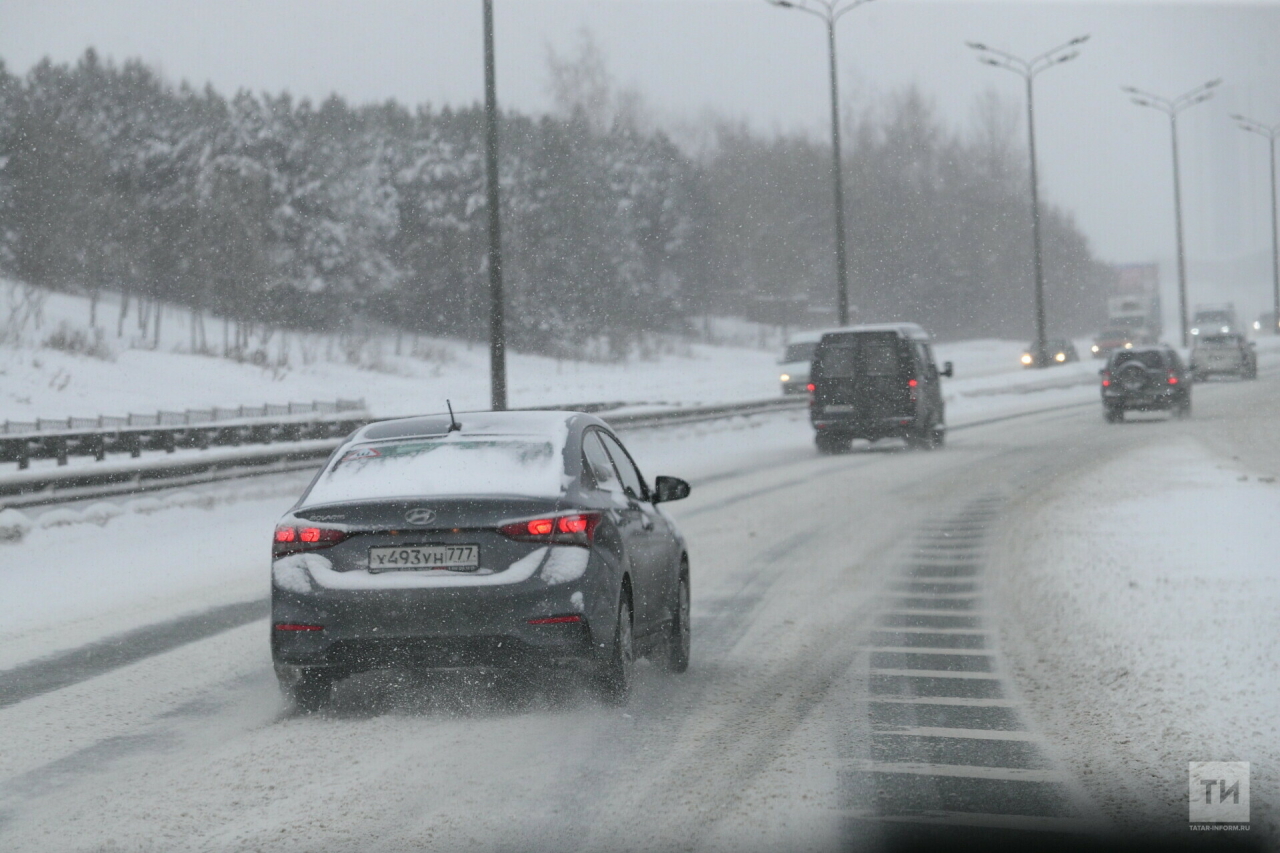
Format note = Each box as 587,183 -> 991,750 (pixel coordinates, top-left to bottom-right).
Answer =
809,323 -> 953,454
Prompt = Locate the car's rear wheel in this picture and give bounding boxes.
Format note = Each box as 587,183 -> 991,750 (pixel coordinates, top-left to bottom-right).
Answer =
1175,396 -> 1192,419
283,668 -> 333,714
1104,405 -> 1123,423
815,433 -> 847,455
665,569 -> 691,674
597,590 -> 635,704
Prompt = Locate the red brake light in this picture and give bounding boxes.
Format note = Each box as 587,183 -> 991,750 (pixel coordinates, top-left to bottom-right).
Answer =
500,513 -> 601,545
1167,372 -> 1179,385
908,378 -> 918,388
274,623 -> 323,631
1101,372 -> 1111,387
273,525 -> 348,556
806,383 -> 815,392
528,615 -> 582,625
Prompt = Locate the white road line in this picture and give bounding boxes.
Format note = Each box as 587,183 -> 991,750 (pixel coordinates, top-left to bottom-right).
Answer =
848,760 -> 1066,783
879,608 -> 989,617
870,626 -> 991,636
862,696 -> 1016,708
885,590 -> 983,599
842,809 -> 1094,833
861,646 -> 995,656
870,668 -> 1001,680
873,726 -> 1040,742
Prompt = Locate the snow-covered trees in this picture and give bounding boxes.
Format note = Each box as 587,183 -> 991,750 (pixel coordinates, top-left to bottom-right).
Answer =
0,49 -> 1107,354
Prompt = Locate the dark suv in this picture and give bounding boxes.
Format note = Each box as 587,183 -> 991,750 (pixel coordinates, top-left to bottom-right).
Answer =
809,323 -> 953,453
1101,345 -> 1190,422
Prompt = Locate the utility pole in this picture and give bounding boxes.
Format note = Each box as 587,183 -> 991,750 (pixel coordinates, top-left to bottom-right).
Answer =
766,0 -> 875,326
1122,79 -> 1221,347
1232,114 -> 1280,335
967,35 -> 1088,369
483,0 -> 507,410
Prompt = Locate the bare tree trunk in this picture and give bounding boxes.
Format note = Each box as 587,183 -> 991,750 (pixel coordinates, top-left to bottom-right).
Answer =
117,290 -> 130,338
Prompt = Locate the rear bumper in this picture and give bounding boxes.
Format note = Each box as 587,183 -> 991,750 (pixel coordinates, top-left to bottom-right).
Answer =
811,414 -> 920,440
1102,388 -> 1184,410
271,569 -> 613,674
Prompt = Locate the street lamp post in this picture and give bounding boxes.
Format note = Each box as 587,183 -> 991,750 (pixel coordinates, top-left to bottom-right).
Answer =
967,36 -> 1088,369
483,0 -> 507,411
1232,114 -> 1280,336
1122,79 -> 1222,348
767,0 -> 875,327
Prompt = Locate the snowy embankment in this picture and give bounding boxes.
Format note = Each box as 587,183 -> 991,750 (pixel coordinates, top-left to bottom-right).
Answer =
994,439 -> 1280,837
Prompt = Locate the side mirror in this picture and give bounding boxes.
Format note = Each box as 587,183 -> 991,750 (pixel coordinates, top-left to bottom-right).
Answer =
652,475 -> 691,504
941,361 -> 954,378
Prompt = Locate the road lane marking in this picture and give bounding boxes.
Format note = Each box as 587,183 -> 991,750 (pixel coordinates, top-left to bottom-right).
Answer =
849,760 -> 1066,783
870,668 -> 1001,680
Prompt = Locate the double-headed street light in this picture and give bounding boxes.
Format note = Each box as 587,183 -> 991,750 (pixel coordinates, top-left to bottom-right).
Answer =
766,0 -> 875,327
1122,79 -> 1221,347
1231,114 -> 1280,336
967,36 -> 1087,369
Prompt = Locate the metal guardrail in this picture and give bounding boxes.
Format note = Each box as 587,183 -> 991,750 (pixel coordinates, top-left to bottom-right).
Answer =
0,398 -> 806,509
0,399 -> 366,470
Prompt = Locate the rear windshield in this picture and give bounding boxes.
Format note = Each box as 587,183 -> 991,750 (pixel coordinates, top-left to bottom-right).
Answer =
1198,336 -> 1238,348
1195,311 -> 1232,323
782,342 -> 817,363
1111,351 -> 1166,369
303,436 -> 563,505
817,333 -> 902,379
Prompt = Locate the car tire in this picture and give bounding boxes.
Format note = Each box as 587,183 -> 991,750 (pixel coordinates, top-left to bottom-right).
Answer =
930,424 -> 946,449
665,569 -> 690,674
1104,405 -> 1123,424
1174,397 -> 1191,419
284,668 -> 333,714
597,589 -> 635,705
815,433 -> 846,455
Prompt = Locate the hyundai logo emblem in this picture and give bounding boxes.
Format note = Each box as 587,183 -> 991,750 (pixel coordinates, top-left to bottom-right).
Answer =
405,508 -> 436,525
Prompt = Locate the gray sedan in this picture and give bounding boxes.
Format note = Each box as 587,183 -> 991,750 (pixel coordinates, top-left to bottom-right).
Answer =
271,410 -> 692,711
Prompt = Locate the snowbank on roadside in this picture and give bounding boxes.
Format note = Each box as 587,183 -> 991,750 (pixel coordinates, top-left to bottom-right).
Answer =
994,438 -> 1280,839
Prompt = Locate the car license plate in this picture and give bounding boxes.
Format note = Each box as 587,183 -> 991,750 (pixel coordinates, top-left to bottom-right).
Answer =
825,405 -> 855,413
368,545 -> 480,572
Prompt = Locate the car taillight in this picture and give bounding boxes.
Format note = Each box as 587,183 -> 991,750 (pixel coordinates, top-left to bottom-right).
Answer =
908,378 -> 918,388
1101,372 -> 1111,387
499,512 -> 601,546
806,383 -> 815,392
1167,371 -> 1179,385
274,525 -> 349,556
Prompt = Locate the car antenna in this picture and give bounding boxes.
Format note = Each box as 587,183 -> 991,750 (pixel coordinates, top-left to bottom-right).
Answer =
446,400 -> 462,433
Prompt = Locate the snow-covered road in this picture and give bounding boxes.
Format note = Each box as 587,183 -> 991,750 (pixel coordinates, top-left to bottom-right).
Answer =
0,370 -> 1277,851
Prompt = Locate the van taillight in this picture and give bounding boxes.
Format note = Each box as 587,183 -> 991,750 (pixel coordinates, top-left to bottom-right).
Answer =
1101,372 -> 1111,387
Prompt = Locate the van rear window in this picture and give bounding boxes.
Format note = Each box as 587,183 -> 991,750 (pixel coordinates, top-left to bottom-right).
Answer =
818,333 -> 902,379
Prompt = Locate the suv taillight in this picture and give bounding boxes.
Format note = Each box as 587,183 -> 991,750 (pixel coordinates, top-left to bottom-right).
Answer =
1167,370 -> 1179,385
274,525 -> 349,556
1101,371 -> 1111,387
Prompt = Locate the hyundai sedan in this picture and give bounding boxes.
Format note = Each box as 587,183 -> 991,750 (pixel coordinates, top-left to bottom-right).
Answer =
271,410 -> 692,711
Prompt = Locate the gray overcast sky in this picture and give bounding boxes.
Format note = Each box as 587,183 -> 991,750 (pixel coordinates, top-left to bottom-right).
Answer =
2,0 -> 1278,298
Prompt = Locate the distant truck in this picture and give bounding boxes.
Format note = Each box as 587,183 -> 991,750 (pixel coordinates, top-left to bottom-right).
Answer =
1092,263 -> 1161,357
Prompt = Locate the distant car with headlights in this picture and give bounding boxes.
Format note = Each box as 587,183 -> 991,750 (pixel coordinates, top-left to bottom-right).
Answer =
1254,311 -> 1279,335
1191,333 -> 1257,380
1091,327 -> 1145,358
777,331 -> 824,394
271,411 -> 692,712
1100,345 -> 1190,422
1190,304 -> 1238,338
1020,338 -> 1079,367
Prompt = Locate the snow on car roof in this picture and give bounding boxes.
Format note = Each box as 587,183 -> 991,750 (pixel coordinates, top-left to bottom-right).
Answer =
304,411 -> 580,505
819,322 -> 932,341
